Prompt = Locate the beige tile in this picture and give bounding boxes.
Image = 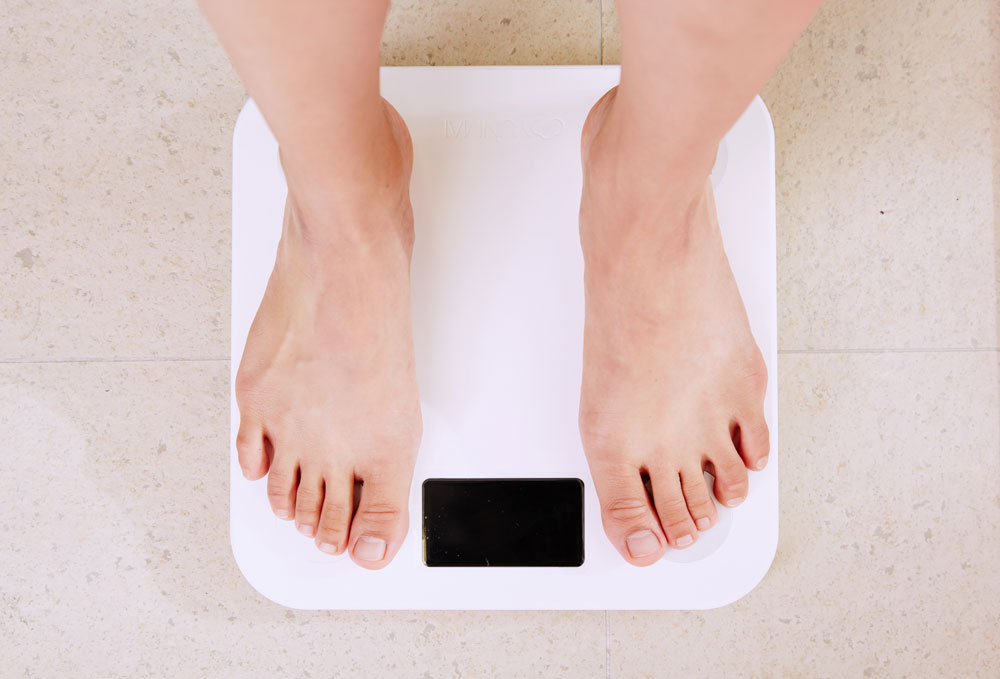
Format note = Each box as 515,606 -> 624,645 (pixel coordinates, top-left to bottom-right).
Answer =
2,0 -> 601,362
600,1 -> 620,64
3,2 -> 241,360
602,0 -> 998,350
610,351 -> 1000,677
0,361 -> 606,677
383,0 -> 601,66
768,0 -> 997,350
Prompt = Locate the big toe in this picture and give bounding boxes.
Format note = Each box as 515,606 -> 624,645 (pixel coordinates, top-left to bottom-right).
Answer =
591,461 -> 669,566
347,466 -> 412,570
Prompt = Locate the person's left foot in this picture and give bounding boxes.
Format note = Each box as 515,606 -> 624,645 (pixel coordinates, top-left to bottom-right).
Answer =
577,87 -> 770,566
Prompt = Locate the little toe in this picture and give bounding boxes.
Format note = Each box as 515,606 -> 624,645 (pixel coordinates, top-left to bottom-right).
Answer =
315,471 -> 354,555
591,462 -> 668,566
347,470 -> 411,570
293,472 -> 324,538
735,416 -> 770,472
649,467 -> 699,548
266,455 -> 298,520
235,417 -> 269,480
709,445 -> 749,508
680,466 -> 717,531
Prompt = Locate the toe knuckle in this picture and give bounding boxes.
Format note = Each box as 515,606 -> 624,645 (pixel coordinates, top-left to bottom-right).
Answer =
321,501 -> 350,525
235,431 -> 259,453
686,495 -> 714,511
656,496 -> 689,517
680,478 -> 707,497
266,467 -> 294,490
718,476 -> 748,493
296,486 -> 322,507
603,498 -> 649,523
662,516 -> 694,532
267,487 -> 289,503
356,503 -> 404,527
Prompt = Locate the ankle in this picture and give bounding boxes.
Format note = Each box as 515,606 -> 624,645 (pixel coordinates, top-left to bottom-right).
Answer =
278,99 -> 414,249
581,86 -> 718,207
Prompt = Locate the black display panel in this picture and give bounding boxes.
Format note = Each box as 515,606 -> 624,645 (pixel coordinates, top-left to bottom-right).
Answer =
422,478 -> 585,567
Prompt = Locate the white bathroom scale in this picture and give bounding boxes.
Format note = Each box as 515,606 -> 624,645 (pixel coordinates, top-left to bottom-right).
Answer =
230,66 -> 778,610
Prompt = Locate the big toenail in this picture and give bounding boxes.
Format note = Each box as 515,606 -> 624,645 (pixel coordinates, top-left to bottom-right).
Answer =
355,536 -> 387,561
297,524 -> 314,537
676,534 -> 694,547
726,497 -> 744,508
275,509 -> 290,519
625,530 -> 660,558
755,456 -> 769,471
695,517 -> 711,531
318,542 -> 338,554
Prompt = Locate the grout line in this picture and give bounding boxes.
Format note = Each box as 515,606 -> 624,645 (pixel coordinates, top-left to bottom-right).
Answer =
0,356 -> 228,364
778,347 -> 1000,355
3,346 -> 998,366
598,0 -> 604,65
605,609 -> 611,679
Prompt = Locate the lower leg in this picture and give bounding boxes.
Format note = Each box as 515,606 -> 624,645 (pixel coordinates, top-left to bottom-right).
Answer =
580,0 -> 821,565
201,0 -> 422,569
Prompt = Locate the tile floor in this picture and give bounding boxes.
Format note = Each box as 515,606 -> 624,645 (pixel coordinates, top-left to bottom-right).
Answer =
2,0 -> 998,676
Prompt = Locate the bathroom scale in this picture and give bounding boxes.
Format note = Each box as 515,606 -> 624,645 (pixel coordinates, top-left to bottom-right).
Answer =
230,66 -> 778,610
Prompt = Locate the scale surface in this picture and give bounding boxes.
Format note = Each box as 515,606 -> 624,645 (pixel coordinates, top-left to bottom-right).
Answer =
230,66 -> 778,610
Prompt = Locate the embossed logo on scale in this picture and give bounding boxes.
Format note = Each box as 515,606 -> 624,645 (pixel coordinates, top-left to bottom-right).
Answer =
443,118 -> 565,140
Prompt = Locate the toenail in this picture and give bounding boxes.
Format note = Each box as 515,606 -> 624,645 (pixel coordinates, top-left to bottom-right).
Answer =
755,456 -> 769,471
241,467 -> 250,479
726,497 -> 744,508
297,524 -> 314,537
318,542 -> 338,554
275,509 -> 290,519
354,536 -> 387,561
695,517 -> 711,531
625,530 -> 660,558
676,534 -> 694,547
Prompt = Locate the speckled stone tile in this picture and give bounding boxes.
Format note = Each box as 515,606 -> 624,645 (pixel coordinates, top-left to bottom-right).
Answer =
1,0 -> 600,362
0,361 -> 607,678
609,351 -> 1000,678
2,1 -> 242,360
383,0 -> 601,66
603,0 -> 999,351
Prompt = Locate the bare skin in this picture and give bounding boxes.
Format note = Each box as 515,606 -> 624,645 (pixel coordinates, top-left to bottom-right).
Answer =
578,87 -> 768,564
200,0 -> 422,569
202,0 -> 822,570
235,100 -> 421,569
578,0 -> 823,565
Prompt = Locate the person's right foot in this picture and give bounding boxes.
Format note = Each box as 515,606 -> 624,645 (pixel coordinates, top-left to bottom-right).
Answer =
234,99 -> 422,570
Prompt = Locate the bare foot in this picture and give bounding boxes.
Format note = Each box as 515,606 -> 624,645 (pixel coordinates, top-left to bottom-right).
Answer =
578,87 -> 770,567
234,100 -> 421,570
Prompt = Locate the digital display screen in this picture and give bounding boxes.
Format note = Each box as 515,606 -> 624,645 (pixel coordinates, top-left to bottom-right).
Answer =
422,478 -> 584,567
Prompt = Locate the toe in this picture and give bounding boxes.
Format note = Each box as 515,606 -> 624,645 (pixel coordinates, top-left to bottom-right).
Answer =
649,466 -> 699,549
680,466 -> 717,531
347,469 -> 411,570
265,455 -> 298,521
235,416 -> 269,480
735,416 -> 770,472
709,444 -> 749,508
590,461 -> 669,566
293,472 -> 324,538
315,471 -> 354,555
